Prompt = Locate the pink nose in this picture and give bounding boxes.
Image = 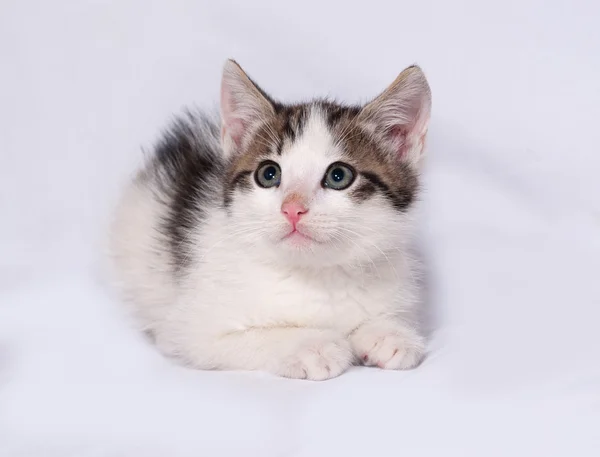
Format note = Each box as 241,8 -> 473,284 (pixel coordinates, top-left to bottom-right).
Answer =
281,201 -> 308,226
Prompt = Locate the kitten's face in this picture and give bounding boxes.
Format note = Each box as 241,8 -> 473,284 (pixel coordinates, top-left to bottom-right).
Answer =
219,60 -> 430,267
224,104 -> 418,267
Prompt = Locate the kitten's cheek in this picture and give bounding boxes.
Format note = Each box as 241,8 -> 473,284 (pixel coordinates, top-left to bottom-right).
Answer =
268,225 -> 292,243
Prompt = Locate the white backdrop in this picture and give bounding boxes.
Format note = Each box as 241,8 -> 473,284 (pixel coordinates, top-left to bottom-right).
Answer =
1,1 -> 599,456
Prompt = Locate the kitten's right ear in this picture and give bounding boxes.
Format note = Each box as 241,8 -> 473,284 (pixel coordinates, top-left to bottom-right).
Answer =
220,59 -> 275,157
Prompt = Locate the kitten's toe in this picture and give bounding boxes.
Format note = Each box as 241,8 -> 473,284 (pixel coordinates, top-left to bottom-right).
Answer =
352,324 -> 425,370
275,337 -> 354,381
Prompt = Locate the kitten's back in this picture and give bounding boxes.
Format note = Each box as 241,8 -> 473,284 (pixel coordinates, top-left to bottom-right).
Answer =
109,111 -> 222,327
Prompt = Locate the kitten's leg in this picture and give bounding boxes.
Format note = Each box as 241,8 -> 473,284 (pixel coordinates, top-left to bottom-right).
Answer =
350,319 -> 425,370
180,327 -> 355,381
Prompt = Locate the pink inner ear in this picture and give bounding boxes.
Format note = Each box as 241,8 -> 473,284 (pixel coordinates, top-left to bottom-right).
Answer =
221,80 -> 246,146
227,118 -> 245,146
389,125 -> 409,159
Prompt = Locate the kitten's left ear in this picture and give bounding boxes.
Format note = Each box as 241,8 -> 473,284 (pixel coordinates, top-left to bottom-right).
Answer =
357,65 -> 432,169
220,59 -> 275,157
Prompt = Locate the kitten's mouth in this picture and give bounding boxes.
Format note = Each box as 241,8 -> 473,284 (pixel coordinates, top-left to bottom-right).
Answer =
281,228 -> 319,244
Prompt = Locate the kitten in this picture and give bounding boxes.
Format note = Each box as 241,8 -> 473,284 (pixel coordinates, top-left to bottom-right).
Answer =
109,60 -> 431,380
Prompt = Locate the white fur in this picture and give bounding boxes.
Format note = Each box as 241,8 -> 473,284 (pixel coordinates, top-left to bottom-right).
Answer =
110,73 -> 428,381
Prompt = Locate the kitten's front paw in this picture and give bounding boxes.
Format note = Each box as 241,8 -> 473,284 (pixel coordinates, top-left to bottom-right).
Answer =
273,336 -> 354,381
351,323 -> 425,370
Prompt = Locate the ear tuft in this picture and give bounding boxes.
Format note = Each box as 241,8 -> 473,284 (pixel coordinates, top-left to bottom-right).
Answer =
220,59 -> 275,157
358,65 -> 432,168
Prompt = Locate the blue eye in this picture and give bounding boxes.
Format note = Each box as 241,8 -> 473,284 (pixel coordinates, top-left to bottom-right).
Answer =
322,162 -> 355,190
255,161 -> 281,188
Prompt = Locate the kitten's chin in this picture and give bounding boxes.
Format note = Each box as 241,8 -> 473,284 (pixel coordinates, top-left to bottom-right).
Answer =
270,234 -> 354,268
280,229 -> 321,246
258,226 -> 355,267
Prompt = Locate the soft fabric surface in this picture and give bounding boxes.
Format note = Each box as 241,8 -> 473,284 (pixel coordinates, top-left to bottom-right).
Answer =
1,1 -> 599,456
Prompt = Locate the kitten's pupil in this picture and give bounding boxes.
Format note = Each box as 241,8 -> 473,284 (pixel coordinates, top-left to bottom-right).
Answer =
331,168 -> 345,182
264,166 -> 277,181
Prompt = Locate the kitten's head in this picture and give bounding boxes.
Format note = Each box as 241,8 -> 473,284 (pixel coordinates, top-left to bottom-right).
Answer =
220,60 -> 431,268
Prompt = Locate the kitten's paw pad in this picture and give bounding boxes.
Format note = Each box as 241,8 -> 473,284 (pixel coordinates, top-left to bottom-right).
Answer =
352,327 -> 425,370
275,338 -> 353,381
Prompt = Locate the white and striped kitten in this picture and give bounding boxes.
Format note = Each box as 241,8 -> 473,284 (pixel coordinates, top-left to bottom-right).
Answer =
110,60 -> 432,380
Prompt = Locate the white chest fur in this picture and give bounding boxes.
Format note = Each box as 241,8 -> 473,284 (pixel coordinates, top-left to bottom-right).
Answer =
180,240 -> 400,336
154,231 -> 423,379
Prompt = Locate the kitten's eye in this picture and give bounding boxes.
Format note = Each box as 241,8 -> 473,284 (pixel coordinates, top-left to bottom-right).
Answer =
255,161 -> 281,188
322,162 -> 356,190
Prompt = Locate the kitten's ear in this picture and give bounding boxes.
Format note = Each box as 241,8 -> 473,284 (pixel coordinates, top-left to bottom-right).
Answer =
357,65 -> 431,168
220,59 -> 275,157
